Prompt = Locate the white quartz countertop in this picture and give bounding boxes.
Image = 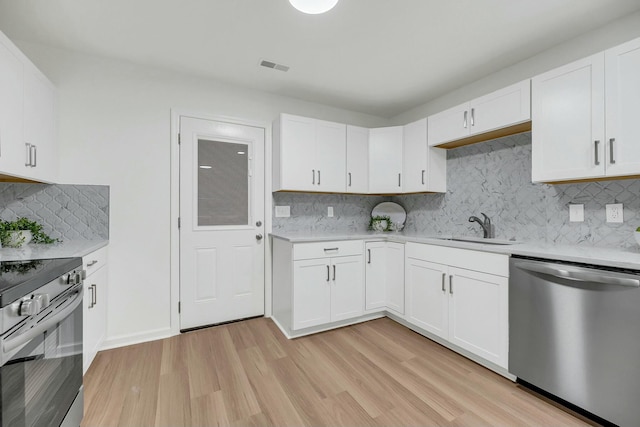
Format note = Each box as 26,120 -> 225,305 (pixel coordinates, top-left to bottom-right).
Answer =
0,239 -> 108,261
270,232 -> 640,270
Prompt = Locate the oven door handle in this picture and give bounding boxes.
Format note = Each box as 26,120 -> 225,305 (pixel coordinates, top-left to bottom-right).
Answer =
3,285 -> 83,353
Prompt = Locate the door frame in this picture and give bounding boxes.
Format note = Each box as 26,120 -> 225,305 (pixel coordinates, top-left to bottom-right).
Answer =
170,109 -> 272,336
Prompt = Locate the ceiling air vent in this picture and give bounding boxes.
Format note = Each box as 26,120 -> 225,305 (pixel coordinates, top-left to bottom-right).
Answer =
259,59 -> 290,72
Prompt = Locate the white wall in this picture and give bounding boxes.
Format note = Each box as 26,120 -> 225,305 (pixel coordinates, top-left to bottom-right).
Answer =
16,41 -> 389,347
392,10 -> 640,124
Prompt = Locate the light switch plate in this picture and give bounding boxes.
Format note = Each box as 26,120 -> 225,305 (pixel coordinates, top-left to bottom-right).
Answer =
327,206 -> 334,217
569,204 -> 584,222
606,203 -> 623,223
275,205 -> 290,218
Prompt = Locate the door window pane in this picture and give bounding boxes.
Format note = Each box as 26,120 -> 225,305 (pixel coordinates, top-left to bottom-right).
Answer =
198,139 -> 249,226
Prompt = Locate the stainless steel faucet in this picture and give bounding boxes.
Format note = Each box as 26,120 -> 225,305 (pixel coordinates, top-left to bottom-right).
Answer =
469,213 -> 494,238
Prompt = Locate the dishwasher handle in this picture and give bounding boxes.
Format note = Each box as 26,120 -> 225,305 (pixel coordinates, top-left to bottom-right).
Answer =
514,260 -> 640,288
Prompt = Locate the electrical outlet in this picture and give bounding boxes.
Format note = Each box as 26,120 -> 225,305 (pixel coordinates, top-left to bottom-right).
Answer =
569,204 -> 584,222
327,206 -> 334,217
275,205 -> 290,218
606,203 -> 623,223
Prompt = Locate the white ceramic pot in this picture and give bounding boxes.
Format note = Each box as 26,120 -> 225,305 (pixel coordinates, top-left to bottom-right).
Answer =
7,230 -> 32,247
634,231 -> 640,247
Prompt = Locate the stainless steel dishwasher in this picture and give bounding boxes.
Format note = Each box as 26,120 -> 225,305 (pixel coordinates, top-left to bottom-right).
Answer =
510,256 -> 640,427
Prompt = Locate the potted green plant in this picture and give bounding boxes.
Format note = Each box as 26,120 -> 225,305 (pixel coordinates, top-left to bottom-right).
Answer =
635,227 -> 640,246
0,217 -> 60,248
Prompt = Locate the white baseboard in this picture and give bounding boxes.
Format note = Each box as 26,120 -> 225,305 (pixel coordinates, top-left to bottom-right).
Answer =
99,327 -> 175,351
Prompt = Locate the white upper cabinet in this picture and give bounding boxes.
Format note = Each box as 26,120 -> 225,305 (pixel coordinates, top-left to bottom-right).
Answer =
532,37 -> 640,183
0,36 -> 24,177
273,113 -> 346,193
0,29 -> 57,183
23,66 -> 57,182
531,54 -> 605,182
604,38 -> 640,177
346,125 -> 369,194
369,126 -> 403,194
428,80 -> 531,147
402,118 -> 446,193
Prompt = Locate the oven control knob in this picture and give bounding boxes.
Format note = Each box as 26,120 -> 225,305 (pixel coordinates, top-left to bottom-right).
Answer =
33,294 -> 50,310
19,299 -> 38,316
62,273 -> 82,285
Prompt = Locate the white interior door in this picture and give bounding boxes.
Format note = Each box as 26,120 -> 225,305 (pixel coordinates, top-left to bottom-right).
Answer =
179,116 -> 265,330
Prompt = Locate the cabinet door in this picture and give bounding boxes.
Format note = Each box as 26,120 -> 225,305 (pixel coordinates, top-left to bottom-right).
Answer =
605,38 -> 640,177
23,66 -> 57,182
427,102 -> 469,147
402,118 -> 428,193
315,119 -> 346,193
346,125 -> 369,193
447,267 -> 508,368
293,259 -> 331,330
279,114 -> 316,191
369,126 -> 403,193
385,242 -> 405,315
0,38 -> 24,176
405,258 -> 449,340
331,255 -> 364,322
83,265 -> 108,374
470,80 -> 530,135
365,242 -> 386,311
532,54 -> 605,182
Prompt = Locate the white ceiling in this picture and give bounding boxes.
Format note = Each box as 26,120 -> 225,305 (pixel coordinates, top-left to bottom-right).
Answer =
1,0 -> 639,118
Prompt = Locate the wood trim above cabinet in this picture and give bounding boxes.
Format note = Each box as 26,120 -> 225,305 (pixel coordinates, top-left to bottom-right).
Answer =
433,121 -> 531,149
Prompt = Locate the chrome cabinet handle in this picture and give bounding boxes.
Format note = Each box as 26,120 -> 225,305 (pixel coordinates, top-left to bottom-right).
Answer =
318,170 -> 321,185
323,247 -> 339,252
87,260 -> 98,267
610,138 -> 616,164
333,265 -> 336,281
367,249 -> 371,264
449,275 -> 453,294
25,143 -> 31,167
88,285 -> 95,309
441,273 -> 446,292
31,145 -> 37,167
92,284 -> 97,307
348,172 -> 352,187
463,111 -> 468,128
595,140 -> 600,165
326,265 -> 330,282
312,169 -> 315,185
422,170 -> 425,185
470,108 -> 475,126
398,173 -> 401,187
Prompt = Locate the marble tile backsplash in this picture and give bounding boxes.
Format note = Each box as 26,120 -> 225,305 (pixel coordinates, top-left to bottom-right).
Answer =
0,183 -> 109,241
272,193 -> 390,233
274,131 -> 640,249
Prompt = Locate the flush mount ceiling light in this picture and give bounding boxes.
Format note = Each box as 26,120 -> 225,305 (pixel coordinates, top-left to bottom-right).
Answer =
289,0 -> 339,14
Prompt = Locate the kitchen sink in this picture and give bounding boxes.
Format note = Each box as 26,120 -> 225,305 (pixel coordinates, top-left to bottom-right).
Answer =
436,237 -> 519,245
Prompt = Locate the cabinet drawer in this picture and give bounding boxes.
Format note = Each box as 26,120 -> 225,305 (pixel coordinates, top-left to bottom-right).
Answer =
406,243 -> 508,277
293,240 -> 363,260
83,246 -> 108,276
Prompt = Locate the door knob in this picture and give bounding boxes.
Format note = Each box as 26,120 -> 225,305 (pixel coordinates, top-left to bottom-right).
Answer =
256,220 -> 262,227
256,234 -> 263,241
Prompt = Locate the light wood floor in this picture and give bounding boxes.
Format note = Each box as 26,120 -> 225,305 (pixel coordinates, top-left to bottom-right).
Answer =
82,317 -> 597,427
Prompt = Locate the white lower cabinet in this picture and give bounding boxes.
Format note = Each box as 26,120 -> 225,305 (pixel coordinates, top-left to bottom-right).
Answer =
273,238 -> 365,334
364,241 -> 405,315
404,243 -> 509,369
83,246 -> 108,374
292,254 -> 363,330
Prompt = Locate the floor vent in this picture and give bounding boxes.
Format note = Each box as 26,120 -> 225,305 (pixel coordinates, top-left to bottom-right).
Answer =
260,59 -> 290,72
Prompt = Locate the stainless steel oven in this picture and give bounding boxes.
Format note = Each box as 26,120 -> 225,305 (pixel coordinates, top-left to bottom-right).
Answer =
0,258 -> 84,427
